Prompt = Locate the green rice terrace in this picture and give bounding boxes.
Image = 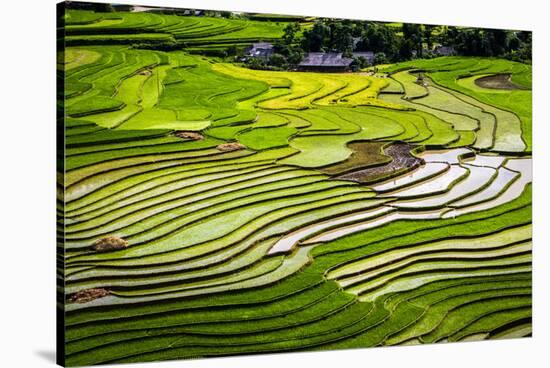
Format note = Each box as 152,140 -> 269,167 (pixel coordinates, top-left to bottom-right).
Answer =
58,7 -> 532,366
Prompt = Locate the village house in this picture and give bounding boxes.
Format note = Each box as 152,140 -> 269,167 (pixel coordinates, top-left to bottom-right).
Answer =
297,52 -> 353,72
411,47 -> 432,58
352,37 -> 362,49
246,42 -> 275,60
434,45 -> 456,56
352,51 -> 375,65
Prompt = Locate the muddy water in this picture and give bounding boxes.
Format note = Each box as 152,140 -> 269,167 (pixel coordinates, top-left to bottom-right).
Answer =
336,142 -> 422,183
475,74 -> 525,90
320,141 -> 389,176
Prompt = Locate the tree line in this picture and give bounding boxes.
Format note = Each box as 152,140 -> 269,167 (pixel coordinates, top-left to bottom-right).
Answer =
247,19 -> 531,70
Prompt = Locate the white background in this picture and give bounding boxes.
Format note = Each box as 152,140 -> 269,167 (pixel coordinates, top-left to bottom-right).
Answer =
0,0 -> 548,367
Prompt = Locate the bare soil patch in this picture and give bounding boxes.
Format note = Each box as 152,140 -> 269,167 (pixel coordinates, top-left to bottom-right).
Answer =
474,74 -> 524,90
69,288 -> 110,304
173,131 -> 204,140
320,141 -> 390,176
92,236 -> 129,252
217,142 -> 246,152
335,142 -> 423,184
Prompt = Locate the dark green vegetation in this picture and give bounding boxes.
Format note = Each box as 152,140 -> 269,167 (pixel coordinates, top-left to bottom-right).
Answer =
58,5 -> 532,366
244,15 -> 531,70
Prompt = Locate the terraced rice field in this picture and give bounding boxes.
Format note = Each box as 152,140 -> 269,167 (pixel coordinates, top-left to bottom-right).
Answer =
58,8 -> 532,366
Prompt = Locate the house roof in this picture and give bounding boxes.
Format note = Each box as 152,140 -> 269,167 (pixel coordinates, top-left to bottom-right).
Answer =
434,45 -> 455,55
299,52 -> 353,67
247,43 -> 275,57
248,42 -> 273,54
250,42 -> 274,50
352,51 -> 375,60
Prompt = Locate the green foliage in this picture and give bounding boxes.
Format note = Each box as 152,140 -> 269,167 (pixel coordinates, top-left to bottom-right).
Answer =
440,27 -> 532,63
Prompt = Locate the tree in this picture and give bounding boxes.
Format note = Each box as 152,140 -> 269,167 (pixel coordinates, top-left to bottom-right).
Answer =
350,56 -> 369,70
301,21 -> 330,52
517,31 -> 531,43
374,52 -> 388,65
283,23 -> 301,45
398,38 -> 415,60
442,27 -> 530,61
455,29 -> 484,56
269,53 -> 287,68
402,23 -> 423,57
516,35 -> 532,62
246,57 -> 266,70
287,48 -> 304,65
226,45 -> 240,56
489,29 -> 509,56
91,3 -> 114,12
480,31 -> 493,56
508,33 -> 521,51
357,23 -> 399,60
330,22 -> 354,53
273,40 -> 304,66
440,26 -> 460,45
424,25 -> 436,50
